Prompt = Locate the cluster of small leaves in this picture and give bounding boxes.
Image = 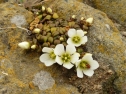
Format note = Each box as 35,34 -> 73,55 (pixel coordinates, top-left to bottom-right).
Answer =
22,6 -> 92,54
18,6 -> 99,78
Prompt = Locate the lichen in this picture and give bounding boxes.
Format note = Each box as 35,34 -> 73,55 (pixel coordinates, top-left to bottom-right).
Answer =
32,71 -> 55,90
10,15 -> 26,27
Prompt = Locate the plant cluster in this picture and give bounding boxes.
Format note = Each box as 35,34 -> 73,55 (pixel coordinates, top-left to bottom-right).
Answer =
18,6 -> 99,78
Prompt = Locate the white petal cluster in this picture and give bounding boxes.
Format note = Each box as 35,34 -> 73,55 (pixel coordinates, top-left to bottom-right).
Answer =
76,53 -> 99,78
39,44 -> 80,69
54,44 -> 80,69
67,29 -> 88,47
39,47 -> 56,66
39,28 -> 99,78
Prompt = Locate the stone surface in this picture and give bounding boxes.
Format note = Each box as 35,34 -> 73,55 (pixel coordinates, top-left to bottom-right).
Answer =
0,0 -> 126,94
44,0 -> 126,93
0,2 -> 81,94
92,0 -> 126,26
0,0 -> 5,3
77,0 -> 93,6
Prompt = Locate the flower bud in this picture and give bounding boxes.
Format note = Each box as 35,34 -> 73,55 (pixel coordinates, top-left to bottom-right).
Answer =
81,17 -> 84,20
18,41 -> 30,49
33,28 -> 41,33
36,12 -> 39,15
60,37 -> 64,41
47,7 -> 52,14
72,15 -> 76,19
42,6 -> 45,12
53,13 -> 59,19
86,17 -> 93,24
31,45 -> 37,50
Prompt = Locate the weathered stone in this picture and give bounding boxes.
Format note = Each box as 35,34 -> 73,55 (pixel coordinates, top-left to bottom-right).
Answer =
1,0 -> 126,94
0,2 -> 81,94
92,0 -> 126,26
77,0 -> 93,6
44,0 -> 126,93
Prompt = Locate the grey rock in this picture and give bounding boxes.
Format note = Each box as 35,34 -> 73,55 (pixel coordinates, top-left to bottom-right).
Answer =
0,2 -> 81,94
45,0 -> 126,93
92,0 -> 126,26
0,0 -> 126,94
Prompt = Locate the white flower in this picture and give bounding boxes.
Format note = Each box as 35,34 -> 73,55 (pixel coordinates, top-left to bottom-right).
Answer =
76,53 -> 99,78
67,29 -> 88,47
39,47 -> 56,66
18,41 -> 30,49
54,44 -> 80,69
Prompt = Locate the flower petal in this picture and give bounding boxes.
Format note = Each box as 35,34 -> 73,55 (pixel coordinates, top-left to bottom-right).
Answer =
82,53 -> 99,70
68,28 -> 76,37
89,60 -> 99,70
82,53 -> 93,61
44,59 -> 56,66
67,38 -> 82,47
83,69 -> 94,77
54,44 -> 64,56
77,67 -> 83,78
55,56 -> 63,65
71,53 -> 80,64
76,30 -> 85,37
75,60 -> 81,67
67,38 -> 73,45
42,47 -> 53,53
66,45 -> 76,54
63,63 -> 74,69
81,36 -> 88,44
39,54 -> 50,63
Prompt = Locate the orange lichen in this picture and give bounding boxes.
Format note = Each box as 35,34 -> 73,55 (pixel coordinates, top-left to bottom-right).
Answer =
29,81 -> 35,89
11,78 -> 26,88
7,68 -> 16,76
98,45 -> 106,53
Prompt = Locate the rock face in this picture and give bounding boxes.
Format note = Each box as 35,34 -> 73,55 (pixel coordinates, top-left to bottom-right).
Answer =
0,2 -> 81,94
0,0 -> 126,94
92,0 -> 126,26
77,0 -> 93,6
